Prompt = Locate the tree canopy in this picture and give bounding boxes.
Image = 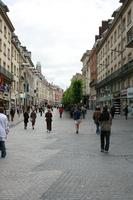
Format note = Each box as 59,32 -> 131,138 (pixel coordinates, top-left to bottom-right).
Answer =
62,79 -> 83,108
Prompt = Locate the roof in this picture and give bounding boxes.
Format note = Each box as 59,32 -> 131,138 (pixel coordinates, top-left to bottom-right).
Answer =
0,0 -> 9,12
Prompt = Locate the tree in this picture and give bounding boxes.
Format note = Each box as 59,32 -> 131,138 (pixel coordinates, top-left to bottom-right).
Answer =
71,79 -> 83,104
62,79 -> 83,108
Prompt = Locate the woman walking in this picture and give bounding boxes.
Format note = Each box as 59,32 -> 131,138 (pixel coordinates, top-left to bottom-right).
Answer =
73,106 -> 81,134
30,110 -> 37,130
99,106 -> 112,153
93,106 -> 101,135
23,109 -> 29,129
45,109 -> 52,132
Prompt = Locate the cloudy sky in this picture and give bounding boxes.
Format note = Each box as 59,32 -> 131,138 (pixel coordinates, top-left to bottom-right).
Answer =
4,0 -> 121,90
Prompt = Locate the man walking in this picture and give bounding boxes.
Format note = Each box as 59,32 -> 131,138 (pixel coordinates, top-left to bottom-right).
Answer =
0,107 -> 9,158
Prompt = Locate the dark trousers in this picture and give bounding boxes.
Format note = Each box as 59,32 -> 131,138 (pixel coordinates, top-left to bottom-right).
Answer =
0,141 -> 6,157
46,120 -> 52,131
100,130 -> 110,151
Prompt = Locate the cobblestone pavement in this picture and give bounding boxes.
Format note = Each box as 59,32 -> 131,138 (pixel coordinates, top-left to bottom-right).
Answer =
0,109 -> 133,200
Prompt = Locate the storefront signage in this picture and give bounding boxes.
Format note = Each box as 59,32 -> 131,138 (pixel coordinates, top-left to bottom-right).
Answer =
127,87 -> 133,98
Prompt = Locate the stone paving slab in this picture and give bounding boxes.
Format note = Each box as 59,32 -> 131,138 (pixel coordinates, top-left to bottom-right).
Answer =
0,109 -> 133,200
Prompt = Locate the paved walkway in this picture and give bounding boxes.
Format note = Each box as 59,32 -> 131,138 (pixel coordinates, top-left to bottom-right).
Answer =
0,109 -> 133,200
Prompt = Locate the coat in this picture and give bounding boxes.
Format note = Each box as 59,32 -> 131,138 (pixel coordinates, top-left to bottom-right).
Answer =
45,111 -> 52,122
93,110 -> 101,123
99,113 -> 112,131
0,113 -> 9,141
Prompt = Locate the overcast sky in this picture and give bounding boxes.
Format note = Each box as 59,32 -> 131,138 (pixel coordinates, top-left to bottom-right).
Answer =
4,0 -> 121,90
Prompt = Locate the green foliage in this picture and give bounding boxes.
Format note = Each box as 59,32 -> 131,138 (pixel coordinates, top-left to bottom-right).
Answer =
62,79 -> 83,108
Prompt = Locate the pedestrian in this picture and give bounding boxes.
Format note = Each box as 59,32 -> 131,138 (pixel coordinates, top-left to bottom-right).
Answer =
81,105 -> 86,119
30,110 -> 37,130
73,106 -> 82,134
93,106 -> 101,134
110,105 -> 115,119
59,106 -> 64,118
23,109 -> 29,129
123,105 -> 128,120
0,107 -> 9,158
99,106 -> 112,153
45,108 -> 52,132
10,106 -> 15,121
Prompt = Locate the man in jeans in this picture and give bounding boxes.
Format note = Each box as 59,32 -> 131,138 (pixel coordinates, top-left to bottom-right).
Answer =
0,107 -> 9,158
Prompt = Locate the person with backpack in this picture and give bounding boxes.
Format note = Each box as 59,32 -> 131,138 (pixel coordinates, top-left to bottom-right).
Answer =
99,106 -> 112,153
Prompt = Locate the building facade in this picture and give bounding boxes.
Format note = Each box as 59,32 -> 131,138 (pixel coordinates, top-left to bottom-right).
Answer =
96,0 -> 133,113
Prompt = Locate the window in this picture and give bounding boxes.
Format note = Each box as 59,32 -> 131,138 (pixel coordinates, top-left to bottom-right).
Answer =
114,30 -> 117,43
4,26 -> 7,38
118,24 -> 121,38
127,9 -> 131,25
118,43 -> 121,54
3,62 -> 6,68
11,63 -> 13,73
111,36 -> 113,47
14,50 -> 16,60
7,48 -> 10,59
122,18 -> 126,32
0,38 -> 2,51
128,53 -> 132,61
8,32 -> 11,43
3,43 -> 6,56
111,51 -> 113,62
0,19 -> 2,32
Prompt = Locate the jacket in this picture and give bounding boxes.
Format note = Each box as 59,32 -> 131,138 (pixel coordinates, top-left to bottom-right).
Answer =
99,112 -> 112,131
0,113 -> 9,141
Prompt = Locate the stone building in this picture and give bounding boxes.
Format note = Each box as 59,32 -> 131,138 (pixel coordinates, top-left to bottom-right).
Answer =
96,0 -> 133,113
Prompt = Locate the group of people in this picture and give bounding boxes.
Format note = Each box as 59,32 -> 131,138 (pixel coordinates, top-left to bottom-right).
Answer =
0,102 -> 130,158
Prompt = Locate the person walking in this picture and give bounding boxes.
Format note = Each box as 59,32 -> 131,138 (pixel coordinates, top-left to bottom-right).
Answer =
93,106 -> 101,134
124,105 -> 128,120
99,106 -> 112,153
0,107 -> 9,158
10,106 -> 15,121
23,109 -> 29,129
59,106 -> 64,118
110,105 -> 115,119
73,106 -> 81,134
30,110 -> 37,130
45,109 -> 52,132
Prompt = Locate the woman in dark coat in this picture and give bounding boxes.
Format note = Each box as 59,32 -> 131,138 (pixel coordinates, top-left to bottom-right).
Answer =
45,109 -> 52,132
30,110 -> 37,129
99,106 -> 112,153
23,110 -> 29,129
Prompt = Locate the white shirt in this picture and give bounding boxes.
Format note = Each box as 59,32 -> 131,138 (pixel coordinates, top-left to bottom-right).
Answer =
0,113 -> 9,141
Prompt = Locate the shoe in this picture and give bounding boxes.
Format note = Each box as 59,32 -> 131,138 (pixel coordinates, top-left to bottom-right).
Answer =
76,130 -> 79,134
101,149 -> 104,152
105,150 -> 108,153
1,152 -> 6,158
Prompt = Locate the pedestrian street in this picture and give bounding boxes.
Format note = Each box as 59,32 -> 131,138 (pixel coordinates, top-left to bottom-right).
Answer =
0,109 -> 133,200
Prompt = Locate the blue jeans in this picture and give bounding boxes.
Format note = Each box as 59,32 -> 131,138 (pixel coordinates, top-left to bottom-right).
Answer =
96,123 -> 100,134
0,141 -> 6,157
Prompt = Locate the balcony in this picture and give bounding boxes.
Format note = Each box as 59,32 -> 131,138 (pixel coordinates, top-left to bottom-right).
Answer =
0,65 -> 13,81
126,26 -> 133,48
96,59 -> 133,89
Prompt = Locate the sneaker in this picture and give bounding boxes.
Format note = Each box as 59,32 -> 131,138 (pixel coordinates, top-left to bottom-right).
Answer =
105,150 -> 109,153
101,149 -> 104,152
